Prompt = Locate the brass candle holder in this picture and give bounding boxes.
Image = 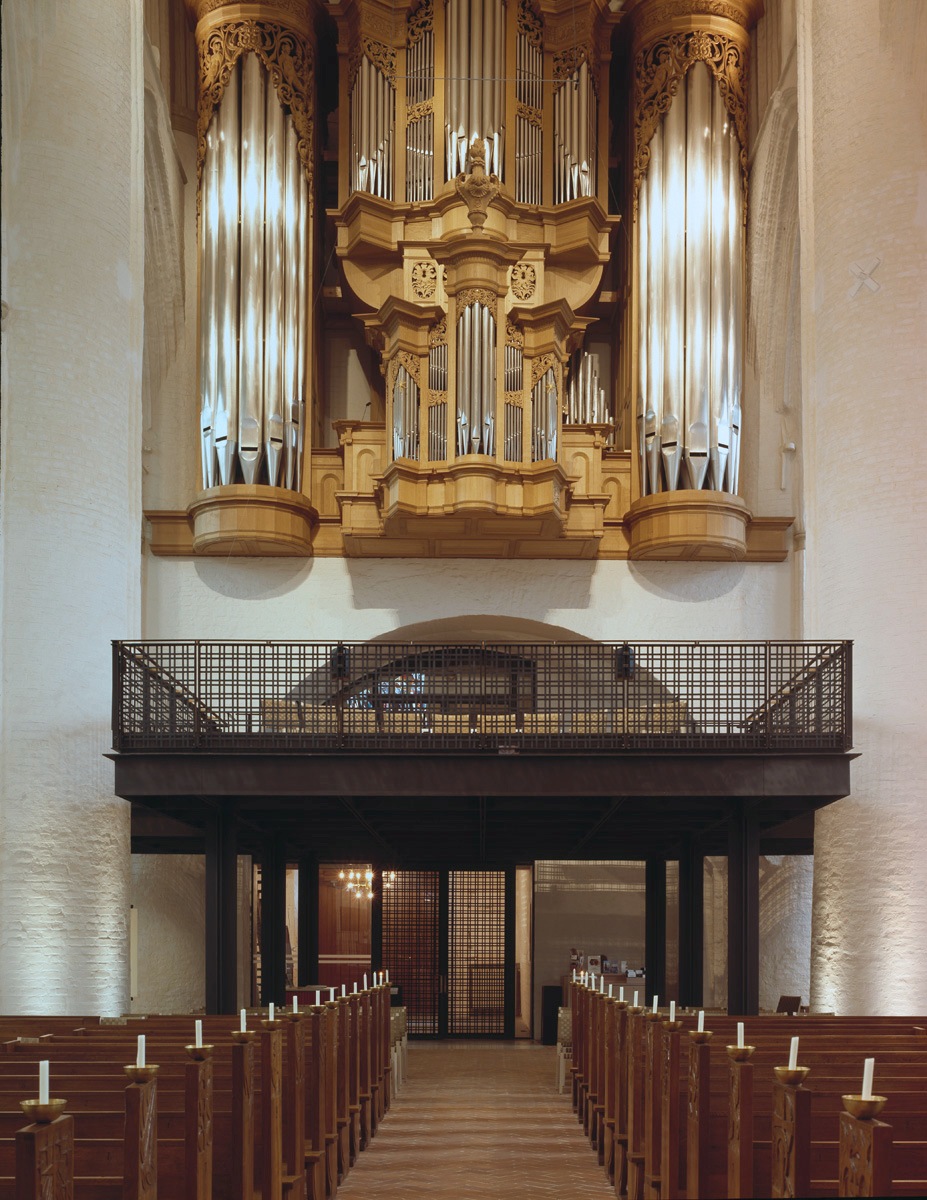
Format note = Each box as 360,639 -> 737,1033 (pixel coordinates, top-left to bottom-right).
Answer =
260,1019 -> 281,1030
774,1065 -> 810,1086
842,1094 -> 887,1120
123,1064 -> 160,1082
19,1099 -> 68,1123
185,1044 -> 214,1061
231,1030 -> 257,1044
644,1010 -> 662,1023
284,1009 -> 304,1021
726,1044 -> 755,1062
614,1000 -> 628,1010
627,1006 -> 644,1015
662,1019 -> 684,1031
689,1030 -> 713,1044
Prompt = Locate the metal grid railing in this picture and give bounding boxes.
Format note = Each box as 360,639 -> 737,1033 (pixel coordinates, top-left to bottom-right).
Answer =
112,639 -> 852,753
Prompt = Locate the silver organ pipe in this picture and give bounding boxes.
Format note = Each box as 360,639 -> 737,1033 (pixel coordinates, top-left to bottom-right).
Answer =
446,0 -> 505,178
352,53 -> 395,199
503,329 -> 524,465
198,55 -> 308,493
428,339 -> 448,460
531,367 -> 558,461
515,3 -> 542,204
554,59 -> 596,204
637,64 -> 745,495
503,401 -> 522,461
406,3 -> 435,202
567,350 -> 603,425
392,366 -> 420,460
456,302 -> 496,456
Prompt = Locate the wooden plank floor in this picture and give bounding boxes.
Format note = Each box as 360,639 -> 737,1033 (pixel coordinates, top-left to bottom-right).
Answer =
340,1041 -> 614,1199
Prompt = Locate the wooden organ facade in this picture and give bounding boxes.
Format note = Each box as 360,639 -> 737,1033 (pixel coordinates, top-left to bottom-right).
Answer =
152,0 -> 786,562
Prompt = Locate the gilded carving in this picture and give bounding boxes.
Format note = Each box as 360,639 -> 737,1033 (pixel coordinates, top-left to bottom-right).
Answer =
553,45 -> 597,94
196,21 -> 314,201
192,0 -> 311,27
457,289 -> 496,317
406,99 -> 434,125
531,354 -> 558,385
511,262 -> 537,301
505,318 -> 524,348
455,139 -> 500,229
350,37 -> 397,89
394,352 -> 422,384
633,27 -> 749,213
429,316 -> 447,346
633,1 -> 754,41
515,101 -> 543,127
517,0 -> 543,45
411,260 -> 438,299
407,0 -> 433,45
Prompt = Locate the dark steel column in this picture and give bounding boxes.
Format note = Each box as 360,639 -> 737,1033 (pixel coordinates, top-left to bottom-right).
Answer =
205,805 -> 238,1014
678,839 -> 704,1008
727,804 -> 760,1015
645,856 -> 667,1006
297,854 -> 319,988
259,834 -> 288,1007
503,866 -> 516,1039
370,864 -> 383,974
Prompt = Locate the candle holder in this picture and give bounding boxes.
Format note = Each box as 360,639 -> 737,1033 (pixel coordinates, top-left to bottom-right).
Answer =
123,1064 -> 160,1082
627,1005 -> 643,1015
231,1030 -> 257,1044
689,1029 -> 713,1044
260,1019 -> 281,1030
614,1000 -> 628,1010
726,1044 -> 755,1062
284,1009 -> 303,1021
19,1099 -> 68,1123
842,1094 -> 887,1120
662,1019 -> 684,1032
644,1010 -> 662,1023
185,1044 -> 214,1061
774,1065 -> 810,1086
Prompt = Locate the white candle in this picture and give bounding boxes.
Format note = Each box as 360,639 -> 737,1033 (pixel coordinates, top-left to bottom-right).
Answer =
363,973 -> 368,989
329,988 -> 335,1002
315,990 -> 321,1006
353,983 -> 358,993
39,1061 -> 50,1105
633,990 -> 639,1007
589,972 -> 595,988
619,987 -> 625,1002
789,1036 -> 799,1071
385,969 -> 389,983
737,1021 -> 745,1048
600,976 -> 605,993
670,1001 -> 676,1022
608,984 -> 613,998
268,1003 -> 275,1023
573,969 -> 577,982
195,1019 -> 203,1048
862,1057 -> 875,1101
240,1009 -> 247,1033
293,995 -> 298,1013
652,995 -> 659,1014
697,1010 -> 705,1033
342,984 -> 346,997
136,1035 -> 146,1069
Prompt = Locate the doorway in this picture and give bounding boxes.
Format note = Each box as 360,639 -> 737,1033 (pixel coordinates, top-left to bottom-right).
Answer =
382,868 -> 527,1038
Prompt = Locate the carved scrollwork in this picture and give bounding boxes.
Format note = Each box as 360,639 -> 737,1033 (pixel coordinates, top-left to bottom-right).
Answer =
633,27 -> 749,214
350,37 -> 397,89
429,316 -> 447,345
633,1 -> 754,42
457,289 -> 496,316
394,351 -> 422,384
193,0 -> 311,25
406,99 -> 434,125
412,260 -> 439,299
553,45 -> 597,95
196,21 -> 314,204
505,318 -> 524,348
407,0 -> 434,45
511,262 -> 537,301
517,0 -> 543,45
516,101 -> 543,127
531,353 -> 558,385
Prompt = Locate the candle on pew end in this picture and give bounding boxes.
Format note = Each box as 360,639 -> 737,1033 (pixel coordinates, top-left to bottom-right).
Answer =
652,995 -> 659,1014
697,1010 -> 705,1033
599,976 -> 605,993
737,1022 -> 745,1049
633,990 -> 639,1007
315,991 -> 321,1006
670,1001 -> 676,1022
789,1036 -> 799,1071
195,1019 -> 203,1049
573,969 -> 577,983
329,988 -> 336,1002
385,969 -> 389,983
136,1035 -> 146,1069
269,1003 -> 275,1023
608,984 -> 613,999
589,972 -> 595,989
354,983 -> 358,993
38,1061 -> 49,1105
862,1058 -> 875,1101
363,973 -> 368,989
293,995 -> 298,1013
619,987 -> 625,1002
342,985 -> 346,997
240,1009 -> 247,1033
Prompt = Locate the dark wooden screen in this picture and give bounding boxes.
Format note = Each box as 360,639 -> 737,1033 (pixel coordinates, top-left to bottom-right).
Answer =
448,870 -> 506,1035
382,870 -> 441,1035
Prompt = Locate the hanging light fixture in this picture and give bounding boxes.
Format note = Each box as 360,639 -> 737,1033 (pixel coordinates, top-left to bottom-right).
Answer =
336,867 -> 397,900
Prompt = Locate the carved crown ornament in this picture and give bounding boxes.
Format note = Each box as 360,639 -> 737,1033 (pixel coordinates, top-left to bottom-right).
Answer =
456,288 -> 497,318
195,20 -> 314,208
633,26 -> 749,216
455,139 -> 501,229
505,318 -> 525,348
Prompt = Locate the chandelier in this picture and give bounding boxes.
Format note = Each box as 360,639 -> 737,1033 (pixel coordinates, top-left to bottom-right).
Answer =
337,867 -> 397,900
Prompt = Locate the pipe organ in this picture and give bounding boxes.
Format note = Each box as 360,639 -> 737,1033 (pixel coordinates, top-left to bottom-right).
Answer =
180,0 -> 770,562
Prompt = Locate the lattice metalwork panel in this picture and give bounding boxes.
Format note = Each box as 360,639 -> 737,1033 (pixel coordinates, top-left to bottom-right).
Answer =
112,640 -> 852,753
382,871 -> 440,1036
448,871 -> 506,1036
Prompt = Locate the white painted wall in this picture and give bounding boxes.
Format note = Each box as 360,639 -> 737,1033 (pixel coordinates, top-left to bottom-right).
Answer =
0,0 -> 144,1014
797,0 -> 927,1014
760,855 -> 812,1012
131,855 -> 205,1013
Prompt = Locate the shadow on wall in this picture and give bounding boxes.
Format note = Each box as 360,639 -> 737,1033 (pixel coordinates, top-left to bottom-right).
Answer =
627,559 -> 747,603
194,556 -> 314,599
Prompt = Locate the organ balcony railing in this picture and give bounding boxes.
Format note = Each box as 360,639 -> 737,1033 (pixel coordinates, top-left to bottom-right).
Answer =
112,640 -> 853,754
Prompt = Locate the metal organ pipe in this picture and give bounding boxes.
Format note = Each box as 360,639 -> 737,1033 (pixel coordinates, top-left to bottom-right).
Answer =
446,0 -> 505,178
637,64 -> 745,496
515,14 -> 542,204
198,54 -> 308,493
554,60 -> 596,203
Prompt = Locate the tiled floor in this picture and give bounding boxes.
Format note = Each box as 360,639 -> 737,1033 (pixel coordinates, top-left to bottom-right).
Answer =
338,1041 -> 614,1199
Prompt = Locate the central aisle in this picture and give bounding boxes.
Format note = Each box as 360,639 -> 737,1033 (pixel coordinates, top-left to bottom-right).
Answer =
338,1041 -> 615,1199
